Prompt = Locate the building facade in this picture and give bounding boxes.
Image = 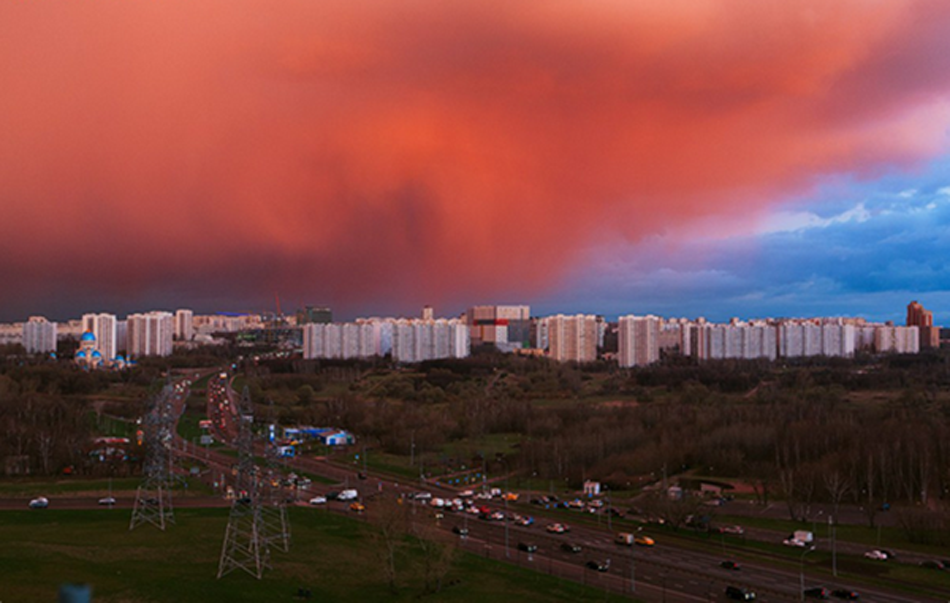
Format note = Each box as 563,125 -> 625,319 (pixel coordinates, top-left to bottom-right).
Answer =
618,315 -> 660,367
82,313 -> 117,361
23,316 -> 57,354
127,311 -> 174,357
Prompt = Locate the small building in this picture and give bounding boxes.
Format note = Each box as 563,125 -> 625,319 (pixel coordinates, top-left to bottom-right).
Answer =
320,429 -> 355,446
583,480 -> 602,497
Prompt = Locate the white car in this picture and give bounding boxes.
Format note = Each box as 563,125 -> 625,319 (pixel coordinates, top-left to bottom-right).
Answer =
546,523 -> 569,533
308,496 -> 327,505
864,549 -> 888,561
98,496 -> 117,506
29,496 -> 49,509
783,538 -> 808,548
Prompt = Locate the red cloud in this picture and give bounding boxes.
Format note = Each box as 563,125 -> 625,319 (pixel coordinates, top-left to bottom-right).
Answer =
1,1 -> 949,317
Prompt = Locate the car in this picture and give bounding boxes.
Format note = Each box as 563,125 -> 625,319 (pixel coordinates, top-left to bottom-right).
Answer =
349,502 -> 365,513
720,560 -> 741,570
863,549 -> 888,560
452,526 -> 469,536
725,585 -> 756,600
831,589 -> 860,600
561,542 -> 582,554
98,496 -> 117,506
546,523 -> 568,534
919,559 -> 946,570
783,538 -> 808,547
585,560 -> 609,572
604,507 -> 624,518
29,496 -> 49,509
514,515 -> 534,527
634,535 -> 655,547
308,496 -> 327,505
326,491 -> 340,500
804,587 -> 829,599
517,542 -> 538,553
720,525 -> 745,536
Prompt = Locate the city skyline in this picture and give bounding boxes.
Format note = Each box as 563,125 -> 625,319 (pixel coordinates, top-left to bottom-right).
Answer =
3,2 -> 950,325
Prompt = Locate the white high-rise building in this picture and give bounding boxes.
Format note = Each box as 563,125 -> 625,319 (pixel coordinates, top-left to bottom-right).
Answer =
874,326 -> 919,354
23,316 -> 57,354
391,318 -> 469,363
126,311 -> 174,357
545,314 -> 598,363
618,315 -> 660,367
82,313 -> 117,361
303,319 -> 409,360
175,309 -> 194,341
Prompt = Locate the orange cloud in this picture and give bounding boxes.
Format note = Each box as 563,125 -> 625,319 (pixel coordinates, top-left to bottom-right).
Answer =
1,1 -> 949,316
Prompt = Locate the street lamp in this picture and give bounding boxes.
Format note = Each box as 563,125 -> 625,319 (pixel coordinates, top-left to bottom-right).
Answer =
830,515 -> 837,578
800,545 -> 816,602
500,457 -> 511,559
630,526 -> 643,593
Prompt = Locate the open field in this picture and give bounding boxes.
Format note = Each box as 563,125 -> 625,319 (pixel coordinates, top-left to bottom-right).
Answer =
0,507 -> 632,603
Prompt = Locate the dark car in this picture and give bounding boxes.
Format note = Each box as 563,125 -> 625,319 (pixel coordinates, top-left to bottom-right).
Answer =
720,560 -> 741,570
831,589 -> 860,600
585,560 -> 609,572
326,491 -> 340,500
919,559 -> 946,570
804,587 -> 829,599
517,542 -> 538,553
561,542 -> 582,554
725,585 -> 756,601
452,526 -> 469,536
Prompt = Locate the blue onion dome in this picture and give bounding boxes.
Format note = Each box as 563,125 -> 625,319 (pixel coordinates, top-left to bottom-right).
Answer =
92,350 -> 102,358
81,331 -> 96,342
75,350 -> 87,358
115,355 -> 125,362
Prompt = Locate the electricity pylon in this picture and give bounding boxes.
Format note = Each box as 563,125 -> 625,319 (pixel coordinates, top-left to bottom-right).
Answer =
217,387 -> 269,579
130,383 -> 177,531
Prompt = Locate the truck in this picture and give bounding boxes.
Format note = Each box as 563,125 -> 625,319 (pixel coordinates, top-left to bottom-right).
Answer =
615,532 -> 636,546
338,489 -> 359,501
783,530 -> 814,547
793,530 -> 814,544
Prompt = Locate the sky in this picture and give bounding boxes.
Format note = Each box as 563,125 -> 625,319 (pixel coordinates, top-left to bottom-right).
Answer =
2,1 -> 950,325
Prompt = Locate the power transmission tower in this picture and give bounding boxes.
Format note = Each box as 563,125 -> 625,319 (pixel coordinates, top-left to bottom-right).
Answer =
259,399 -> 291,553
130,383 -> 177,531
218,387 -> 269,579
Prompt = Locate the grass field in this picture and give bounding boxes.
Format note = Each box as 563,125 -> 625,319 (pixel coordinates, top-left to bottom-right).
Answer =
0,476 -> 214,498
0,507 -> 633,603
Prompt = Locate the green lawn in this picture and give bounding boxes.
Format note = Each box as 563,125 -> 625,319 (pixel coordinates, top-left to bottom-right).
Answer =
0,476 -> 214,498
0,507 -> 633,603
0,477 -> 142,497
88,412 -> 136,439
